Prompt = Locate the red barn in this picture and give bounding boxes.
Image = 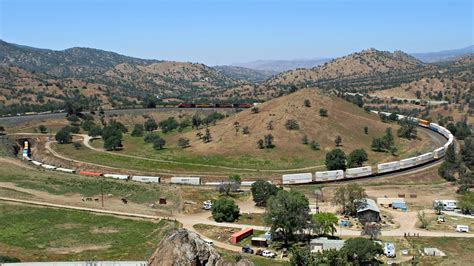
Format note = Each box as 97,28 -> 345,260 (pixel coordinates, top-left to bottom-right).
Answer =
230,227 -> 253,244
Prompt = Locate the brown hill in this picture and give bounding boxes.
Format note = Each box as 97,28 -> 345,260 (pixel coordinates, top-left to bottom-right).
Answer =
178,88 -> 432,167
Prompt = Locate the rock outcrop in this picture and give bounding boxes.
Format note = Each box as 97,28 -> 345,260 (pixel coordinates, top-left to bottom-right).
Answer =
148,229 -> 222,266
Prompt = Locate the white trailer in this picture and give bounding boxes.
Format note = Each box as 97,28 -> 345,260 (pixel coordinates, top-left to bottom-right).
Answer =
241,181 -> 256,186
433,200 -> 458,211
433,147 -> 446,159
56,167 -> 76,174
104,174 -> 129,180
31,160 -> 42,166
377,161 -> 400,174
315,170 -> 344,182
41,164 -> 56,170
345,166 -> 372,178
399,157 -> 418,169
282,173 -> 313,184
171,177 -> 201,185
430,123 -> 441,132
132,176 -> 160,183
416,152 -> 433,165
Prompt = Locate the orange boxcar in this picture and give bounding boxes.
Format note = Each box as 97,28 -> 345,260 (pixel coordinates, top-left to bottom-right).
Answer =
230,227 -> 253,244
79,171 -> 103,177
418,119 -> 430,127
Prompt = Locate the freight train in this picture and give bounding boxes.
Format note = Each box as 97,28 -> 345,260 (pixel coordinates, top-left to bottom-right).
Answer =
176,103 -> 254,108
282,111 -> 454,184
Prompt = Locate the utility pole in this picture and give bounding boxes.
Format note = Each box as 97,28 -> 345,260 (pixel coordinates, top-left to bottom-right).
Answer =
101,177 -> 104,208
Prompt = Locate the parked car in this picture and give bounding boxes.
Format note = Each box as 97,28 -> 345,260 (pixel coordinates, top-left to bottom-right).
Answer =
242,245 -> 254,254
202,200 -> 212,210
203,239 -> 214,246
401,249 -> 409,255
262,250 -> 276,258
255,249 -> 263,256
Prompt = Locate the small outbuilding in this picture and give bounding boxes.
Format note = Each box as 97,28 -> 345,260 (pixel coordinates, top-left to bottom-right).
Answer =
357,199 -> 380,223
310,237 -> 345,253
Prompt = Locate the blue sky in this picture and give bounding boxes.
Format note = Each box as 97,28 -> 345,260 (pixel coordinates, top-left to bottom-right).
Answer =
0,0 -> 472,65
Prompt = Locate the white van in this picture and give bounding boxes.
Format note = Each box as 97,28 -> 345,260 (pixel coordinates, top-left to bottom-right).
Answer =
204,239 -> 214,246
384,242 -> 396,258
456,225 -> 470,233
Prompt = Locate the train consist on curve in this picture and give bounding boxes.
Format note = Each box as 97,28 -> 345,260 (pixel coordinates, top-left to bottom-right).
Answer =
282,111 -> 454,184
22,111 -> 453,187
176,103 -> 254,108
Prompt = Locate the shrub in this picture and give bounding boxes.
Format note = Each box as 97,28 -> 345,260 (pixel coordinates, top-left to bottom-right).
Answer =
285,119 -> 299,130
131,124 -> 144,137
319,108 -> 328,117
211,198 -> 240,222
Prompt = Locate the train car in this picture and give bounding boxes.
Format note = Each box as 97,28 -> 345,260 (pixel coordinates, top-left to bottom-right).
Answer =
233,103 -> 253,108
416,152 -> 434,165
418,119 -> 430,128
31,160 -> 43,166
195,104 -> 213,108
345,166 -> 372,178
177,103 -> 196,108
215,103 -> 233,108
104,174 -> 130,180
41,164 -> 56,170
56,167 -> 76,174
396,114 -> 406,120
282,173 -> 313,185
433,147 -> 446,159
314,170 -> 344,182
171,177 -> 201,185
79,171 -> 103,177
399,157 -> 418,169
131,175 -> 160,183
429,123 -> 441,132
377,161 -> 400,174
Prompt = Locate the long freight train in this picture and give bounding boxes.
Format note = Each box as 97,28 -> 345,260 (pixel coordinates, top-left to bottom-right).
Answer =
282,111 -> 454,184
25,111 -> 453,186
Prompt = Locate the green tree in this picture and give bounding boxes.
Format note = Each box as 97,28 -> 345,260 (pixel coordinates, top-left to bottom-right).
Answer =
285,119 -> 299,130
264,190 -> 311,246
301,135 -> 309,145
446,143 -> 456,164
250,180 -> 279,207
383,128 -> 394,148
152,137 -> 166,150
264,134 -> 274,148
313,212 -> 338,236
347,149 -> 368,167
67,114 -> 80,124
461,137 -> 474,170
458,191 -> 474,214
55,127 -> 72,144
178,138 -> 190,148
371,137 -> 385,152
38,125 -> 47,134
102,125 -> 123,151
257,139 -> 264,149
342,237 -> 383,264
397,119 -> 418,140
319,108 -> 328,117
159,117 -> 179,133
131,124 -> 144,137
290,246 -> 313,266
144,133 -> 162,143
309,140 -> 320,151
88,126 -> 102,137
304,99 -> 311,107
144,118 -> 158,132
313,249 -> 348,265
108,120 -> 128,133
203,127 -> 212,143
325,148 -> 347,170
211,198 -> 240,222
332,184 -> 367,215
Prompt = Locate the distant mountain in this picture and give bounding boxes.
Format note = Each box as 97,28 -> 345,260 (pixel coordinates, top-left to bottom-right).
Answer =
410,45 -> 473,63
213,65 -> 278,82
232,58 -> 331,73
0,40 -> 250,114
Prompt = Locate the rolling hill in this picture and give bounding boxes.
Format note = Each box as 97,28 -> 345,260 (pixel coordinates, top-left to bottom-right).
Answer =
410,45 -> 473,63
232,58 -> 331,72
213,65 -> 278,82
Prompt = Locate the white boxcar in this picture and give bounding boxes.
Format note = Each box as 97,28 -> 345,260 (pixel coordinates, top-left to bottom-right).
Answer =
433,147 -> 446,159
171,177 -> 201,185
104,174 -> 129,180
416,152 -> 434,165
31,160 -> 43,166
56,167 -> 76,174
282,173 -> 313,184
399,157 -> 418,169
241,181 -> 256,186
315,170 -> 344,182
430,123 -> 441,132
345,166 -> 372,178
132,176 -> 160,183
41,164 -> 56,170
377,161 -> 400,173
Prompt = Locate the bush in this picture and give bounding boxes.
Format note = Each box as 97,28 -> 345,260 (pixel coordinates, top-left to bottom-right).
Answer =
38,125 -> 48,134
144,133 -> 162,143
88,126 -> 102,137
159,117 -> 178,133
55,127 -> 72,144
178,138 -> 190,148
347,149 -> 368,167
73,142 -> 82,150
211,198 -> 240,222
325,148 -> 346,170
152,137 -> 166,150
309,140 -> 320,151
144,118 -> 158,131
304,99 -> 311,107
285,119 -> 299,130
251,180 -> 279,207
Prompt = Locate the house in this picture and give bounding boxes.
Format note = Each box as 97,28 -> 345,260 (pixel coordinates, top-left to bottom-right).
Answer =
310,237 -> 345,253
357,199 -> 380,223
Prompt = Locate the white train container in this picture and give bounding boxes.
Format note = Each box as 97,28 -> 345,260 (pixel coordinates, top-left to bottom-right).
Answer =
429,123 -> 441,132
41,164 -> 56,170
132,176 -> 160,183
171,177 -> 201,185
104,174 -> 130,180
241,181 -> 256,186
345,166 -> 372,178
377,161 -> 400,174
31,160 -> 43,166
433,147 -> 446,159
396,114 -> 406,120
399,157 -> 418,169
282,173 -> 313,184
416,152 -> 433,165
56,167 -> 76,174
315,170 -> 344,182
